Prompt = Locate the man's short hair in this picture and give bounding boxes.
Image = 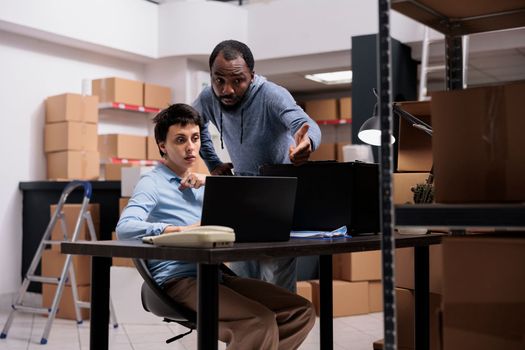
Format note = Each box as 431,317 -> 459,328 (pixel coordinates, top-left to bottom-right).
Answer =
209,40 -> 255,71
152,103 -> 203,156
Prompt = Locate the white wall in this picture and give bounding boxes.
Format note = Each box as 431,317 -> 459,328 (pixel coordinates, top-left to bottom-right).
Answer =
0,0 -> 158,60
0,0 -> 429,64
247,0 -> 377,59
0,30 -> 146,295
158,1 -> 248,57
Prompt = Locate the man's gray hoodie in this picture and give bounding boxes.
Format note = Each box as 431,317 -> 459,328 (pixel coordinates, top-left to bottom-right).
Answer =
193,75 -> 322,176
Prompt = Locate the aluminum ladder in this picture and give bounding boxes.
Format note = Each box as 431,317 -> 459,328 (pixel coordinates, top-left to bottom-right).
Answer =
418,26 -> 469,100
1,181 -> 118,344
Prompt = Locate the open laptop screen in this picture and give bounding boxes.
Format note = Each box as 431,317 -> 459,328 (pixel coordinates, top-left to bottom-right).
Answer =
201,176 -> 297,243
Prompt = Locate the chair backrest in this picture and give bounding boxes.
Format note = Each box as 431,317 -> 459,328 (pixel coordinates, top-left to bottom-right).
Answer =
132,258 -> 196,328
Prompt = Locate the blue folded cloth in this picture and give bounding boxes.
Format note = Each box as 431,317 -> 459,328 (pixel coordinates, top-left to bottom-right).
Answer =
290,226 -> 349,239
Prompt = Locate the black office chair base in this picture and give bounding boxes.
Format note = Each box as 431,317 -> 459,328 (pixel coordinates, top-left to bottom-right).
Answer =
166,328 -> 194,343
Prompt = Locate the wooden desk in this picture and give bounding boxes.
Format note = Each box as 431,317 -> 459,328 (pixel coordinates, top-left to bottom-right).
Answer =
61,233 -> 443,350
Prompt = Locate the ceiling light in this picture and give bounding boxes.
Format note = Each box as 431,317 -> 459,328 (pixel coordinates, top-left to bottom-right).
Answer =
304,70 -> 352,85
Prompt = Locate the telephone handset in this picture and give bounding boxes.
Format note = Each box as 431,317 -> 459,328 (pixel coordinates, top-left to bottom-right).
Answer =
142,225 -> 235,248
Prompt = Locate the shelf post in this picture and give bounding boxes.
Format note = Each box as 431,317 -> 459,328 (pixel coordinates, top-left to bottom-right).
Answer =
378,0 -> 397,349
445,32 -> 464,90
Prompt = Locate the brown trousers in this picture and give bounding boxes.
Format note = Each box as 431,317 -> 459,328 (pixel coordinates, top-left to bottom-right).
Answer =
164,274 -> 316,350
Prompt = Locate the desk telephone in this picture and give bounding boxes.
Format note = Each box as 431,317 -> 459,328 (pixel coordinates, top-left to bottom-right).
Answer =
142,226 -> 235,248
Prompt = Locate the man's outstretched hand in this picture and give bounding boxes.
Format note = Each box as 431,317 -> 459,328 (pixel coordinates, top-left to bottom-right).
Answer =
289,124 -> 312,166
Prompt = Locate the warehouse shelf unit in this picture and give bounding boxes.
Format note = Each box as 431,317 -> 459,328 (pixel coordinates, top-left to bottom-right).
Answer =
376,1 -> 525,350
99,102 -> 161,114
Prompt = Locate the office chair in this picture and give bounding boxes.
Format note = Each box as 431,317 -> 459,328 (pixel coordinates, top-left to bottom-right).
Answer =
132,258 -> 196,343
132,258 -> 237,344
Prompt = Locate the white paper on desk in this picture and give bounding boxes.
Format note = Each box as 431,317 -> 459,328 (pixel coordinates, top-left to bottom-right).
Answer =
291,226 -> 348,238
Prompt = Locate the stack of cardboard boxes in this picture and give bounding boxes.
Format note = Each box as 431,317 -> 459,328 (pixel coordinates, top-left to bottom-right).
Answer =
329,251 -> 383,316
93,77 -> 171,181
429,82 -> 525,349
441,234 -> 525,350
394,81 -> 525,204
431,82 -> 525,203
44,77 -> 176,181
44,93 -> 100,180
385,82 -> 525,349
302,97 -> 352,161
393,245 -> 443,350
295,251 -> 383,318
41,204 -> 100,320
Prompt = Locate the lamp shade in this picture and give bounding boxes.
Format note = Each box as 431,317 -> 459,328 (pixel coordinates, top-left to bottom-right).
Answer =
358,114 -> 396,146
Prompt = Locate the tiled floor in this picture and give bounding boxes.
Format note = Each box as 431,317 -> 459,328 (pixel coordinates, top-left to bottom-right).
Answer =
0,309 -> 383,350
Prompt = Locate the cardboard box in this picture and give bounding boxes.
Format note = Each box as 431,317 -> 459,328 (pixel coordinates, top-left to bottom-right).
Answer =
147,136 -> 162,161
305,99 -> 338,121
339,97 -> 352,119
42,284 -> 90,320
373,339 -> 384,350
49,203 -> 100,251
111,232 -> 135,268
44,122 -> 98,153
119,197 -> 130,214
42,249 -> 91,286
396,287 -> 442,350
395,245 -> 443,295
393,172 -> 431,204
92,77 -> 144,106
442,234 -> 525,350
431,82 -> 525,203
45,93 -> 98,124
98,134 -> 147,160
296,281 -> 312,302
121,166 -> 154,197
102,163 -> 132,181
336,142 -> 352,162
310,280 -> 369,317
396,100 -> 432,172
368,280 -> 383,312
309,143 -> 336,161
46,151 -> 100,180
333,251 -> 382,281
144,83 -> 172,109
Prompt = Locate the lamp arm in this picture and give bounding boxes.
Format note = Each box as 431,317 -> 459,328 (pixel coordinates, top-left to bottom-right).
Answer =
393,104 -> 433,136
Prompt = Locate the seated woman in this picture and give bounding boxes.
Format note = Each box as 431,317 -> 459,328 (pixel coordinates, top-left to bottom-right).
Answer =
116,103 -> 315,350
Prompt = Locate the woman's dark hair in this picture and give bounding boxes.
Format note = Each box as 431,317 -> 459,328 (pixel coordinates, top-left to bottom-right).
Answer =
209,40 -> 255,72
152,103 -> 203,157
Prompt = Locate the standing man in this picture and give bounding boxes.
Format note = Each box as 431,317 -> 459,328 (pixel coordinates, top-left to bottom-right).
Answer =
193,40 -> 322,292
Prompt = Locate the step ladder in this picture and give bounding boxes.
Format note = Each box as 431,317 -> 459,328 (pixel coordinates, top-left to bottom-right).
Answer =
1,181 -> 118,345
418,26 -> 469,100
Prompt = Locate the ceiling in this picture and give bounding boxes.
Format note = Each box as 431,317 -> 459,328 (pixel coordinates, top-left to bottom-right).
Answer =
262,28 -> 525,96
148,1 -> 525,97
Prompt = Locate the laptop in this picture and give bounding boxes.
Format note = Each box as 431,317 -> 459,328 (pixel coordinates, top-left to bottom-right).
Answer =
200,176 -> 298,243
259,161 -> 380,235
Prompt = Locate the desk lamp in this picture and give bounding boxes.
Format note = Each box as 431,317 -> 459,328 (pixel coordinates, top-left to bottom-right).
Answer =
358,89 -> 434,203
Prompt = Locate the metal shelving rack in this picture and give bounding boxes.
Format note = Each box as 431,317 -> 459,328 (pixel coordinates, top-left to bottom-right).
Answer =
378,1 -> 525,349
377,1 -> 397,349
98,102 -> 161,114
